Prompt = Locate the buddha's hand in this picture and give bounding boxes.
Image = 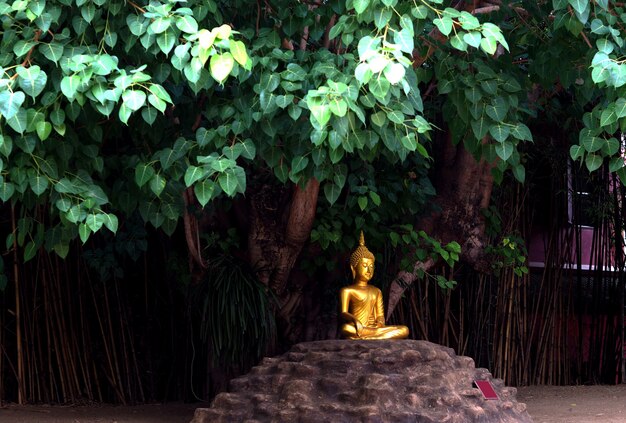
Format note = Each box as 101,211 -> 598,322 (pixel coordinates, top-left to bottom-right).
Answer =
355,320 -> 363,336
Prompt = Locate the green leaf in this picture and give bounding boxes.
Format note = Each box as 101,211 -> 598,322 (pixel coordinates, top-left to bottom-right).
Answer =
240,139 -> 256,160
329,98 -> 347,117
485,97 -> 508,121
150,17 -> 171,34
135,163 -> 155,187
150,174 -> 166,197
582,135 -> 603,153
353,0 -> 370,14
66,205 -> 85,223
6,109 -> 27,134
79,223 -> 91,244
0,181 -> 15,202
568,0 -> 588,15
369,77 -> 390,99
512,164 -> 525,183
55,198 -> 71,212
230,40 -> 249,66
211,158 -> 236,172
122,90 -> 147,111
480,37 -> 497,55
149,84 -> 173,104
218,170 -> 238,196
35,121 -> 52,141
394,28 -> 414,54
600,107 -> 617,126
570,144 -> 585,160
142,106 -> 158,125
0,91 -> 25,119
495,141 -> 514,161
274,163 -> 289,183
387,110 -> 404,124
309,103 -> 332,127
91,55 -> 118,76
610,156 -> 625,172
471,117 -> 489,140
24,241 -> 37,262
195,180 -> 217,206
38,42 -> 63,63
210,53 -> 235,84
433,17 -> 453,36
412,5 -> 428,19
323,182 -> 341,205
276,94 -> 294,109
585,153 -> 603,172
17,66 -> 47,98
463,31 -> 481,48
450,34 -> 468,51
358,36 -> 380,61
103,213 -> 118,233
29,172 -> 48,196
603,137 -> 620,155
176,15 -> 198,33
369,191 -> 381,206
510,124 -> 532,141
489,124 -> 510,142
157,30 -> 176,54
616,98 -> 626,118
464,87 -> 482,103
291,156 -> 309,174
14,40 -> 36,58
118,103 -> 132,124
383,62 -> 405,85
358,196 -> 368,211
400,134 -> 416,151
60,75 -> 81,99
86,213 -> 104,232
374,7 -> 393,30
184,165 -> 208,186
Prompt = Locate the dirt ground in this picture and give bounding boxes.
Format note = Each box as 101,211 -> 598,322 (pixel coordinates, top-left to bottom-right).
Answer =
1,385 -> 626,422
517,385 -> 626,423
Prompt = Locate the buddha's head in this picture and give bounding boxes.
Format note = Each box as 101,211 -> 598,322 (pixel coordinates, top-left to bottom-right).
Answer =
350,231 -> 375,282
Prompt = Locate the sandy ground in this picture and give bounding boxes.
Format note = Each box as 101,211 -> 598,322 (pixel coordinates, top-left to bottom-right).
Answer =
517,385 -> 626,423
0,402 -> 198,423
1,385 -> 626,422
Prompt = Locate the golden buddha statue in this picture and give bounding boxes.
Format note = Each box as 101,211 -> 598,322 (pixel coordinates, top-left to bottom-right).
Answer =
340,232 -> 409,340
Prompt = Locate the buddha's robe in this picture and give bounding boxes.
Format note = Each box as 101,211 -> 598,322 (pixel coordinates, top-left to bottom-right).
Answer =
340,285 -> 408,340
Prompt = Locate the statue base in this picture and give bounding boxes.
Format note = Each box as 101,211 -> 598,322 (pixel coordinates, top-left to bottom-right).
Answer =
191,340 -> 532,423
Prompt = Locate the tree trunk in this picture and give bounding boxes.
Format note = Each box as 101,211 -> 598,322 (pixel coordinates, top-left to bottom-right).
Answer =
248,179 -> 320,295
387,134 -> 494,318
246,179 -> 320,342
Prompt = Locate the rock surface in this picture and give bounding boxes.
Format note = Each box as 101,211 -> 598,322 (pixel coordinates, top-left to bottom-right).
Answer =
191,340 -> 533,423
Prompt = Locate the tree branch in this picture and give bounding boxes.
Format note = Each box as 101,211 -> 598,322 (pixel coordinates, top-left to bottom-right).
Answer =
183,188 -> 207,272
386,259 -> 436,319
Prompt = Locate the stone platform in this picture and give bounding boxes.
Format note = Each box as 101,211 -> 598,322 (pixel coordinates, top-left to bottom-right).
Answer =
191,340 -> 532,423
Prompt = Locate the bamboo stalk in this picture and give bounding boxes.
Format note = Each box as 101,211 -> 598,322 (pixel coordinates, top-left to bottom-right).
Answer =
11,205 -> 25,404
105,285 -> 126,404
75,257 -> 93,401
0,271 -> 4,405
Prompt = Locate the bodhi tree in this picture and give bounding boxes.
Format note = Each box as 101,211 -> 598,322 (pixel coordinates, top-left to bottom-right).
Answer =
0,0 -> 621,340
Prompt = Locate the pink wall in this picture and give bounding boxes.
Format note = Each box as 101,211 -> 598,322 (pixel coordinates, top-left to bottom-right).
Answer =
528,227 -> 618,270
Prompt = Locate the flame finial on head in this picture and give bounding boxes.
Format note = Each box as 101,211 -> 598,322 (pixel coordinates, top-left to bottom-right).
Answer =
350,231 -> 375,268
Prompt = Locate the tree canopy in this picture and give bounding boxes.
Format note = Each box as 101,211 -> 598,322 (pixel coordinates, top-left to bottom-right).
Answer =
0,0 -> 624,294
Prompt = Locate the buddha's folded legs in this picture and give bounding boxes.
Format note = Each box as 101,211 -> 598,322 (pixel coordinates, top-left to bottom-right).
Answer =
341,324 -> 409,340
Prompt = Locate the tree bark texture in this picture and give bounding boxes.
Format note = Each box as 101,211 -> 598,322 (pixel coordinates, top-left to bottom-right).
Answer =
387,134 -> 494,318
247,178 -> 320,296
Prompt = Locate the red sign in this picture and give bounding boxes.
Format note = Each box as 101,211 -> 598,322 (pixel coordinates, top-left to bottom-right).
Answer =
474,380 -> 499,400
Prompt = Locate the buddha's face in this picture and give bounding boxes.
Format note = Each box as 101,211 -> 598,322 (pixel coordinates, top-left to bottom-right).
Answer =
354,257 -> 375,282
